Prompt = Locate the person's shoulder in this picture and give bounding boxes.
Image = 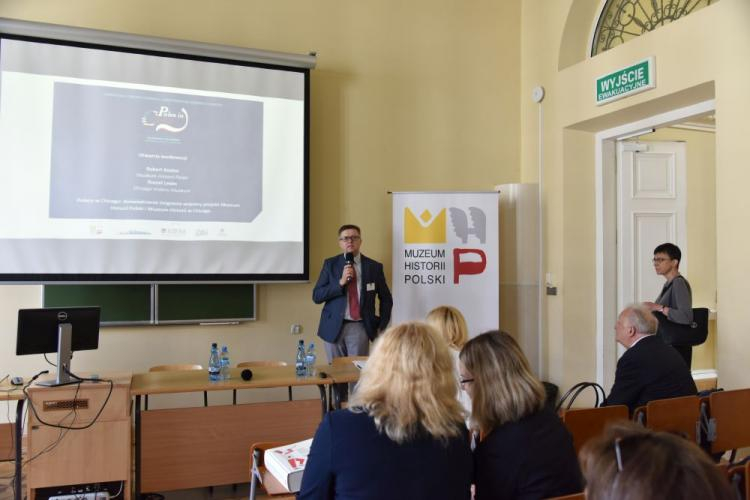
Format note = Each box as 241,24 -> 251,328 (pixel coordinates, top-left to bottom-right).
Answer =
360,254 -> 383,267
323,254 -> 343,266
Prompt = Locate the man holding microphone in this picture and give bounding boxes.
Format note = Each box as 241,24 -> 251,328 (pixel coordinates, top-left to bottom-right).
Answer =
312,224 -> 392,366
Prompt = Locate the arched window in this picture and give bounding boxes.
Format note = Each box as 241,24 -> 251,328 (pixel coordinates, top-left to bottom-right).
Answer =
592,0 -> 719,56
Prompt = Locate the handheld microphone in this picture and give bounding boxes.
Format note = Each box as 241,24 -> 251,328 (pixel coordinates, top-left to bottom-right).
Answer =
241,369 -> 253,381
344,252 -> 354,282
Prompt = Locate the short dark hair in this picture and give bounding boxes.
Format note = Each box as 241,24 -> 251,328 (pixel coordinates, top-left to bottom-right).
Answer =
338,224 -> 361,235
654,242 -> 681,263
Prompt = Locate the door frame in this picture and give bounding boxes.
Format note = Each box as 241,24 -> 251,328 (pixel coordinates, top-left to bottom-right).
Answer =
594,99 -> 715,388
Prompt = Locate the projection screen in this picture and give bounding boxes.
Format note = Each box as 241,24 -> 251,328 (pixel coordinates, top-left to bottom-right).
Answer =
0,19 -> 312,282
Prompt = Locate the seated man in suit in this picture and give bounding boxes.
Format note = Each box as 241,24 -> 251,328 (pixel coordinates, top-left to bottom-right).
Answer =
602,304 -> 697,413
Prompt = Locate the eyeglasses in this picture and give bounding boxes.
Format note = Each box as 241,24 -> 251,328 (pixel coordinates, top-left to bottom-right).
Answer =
652,257 -> 670,263
459,378 -> 474,385
339,236 -> 361,242
614,438 -> 625,472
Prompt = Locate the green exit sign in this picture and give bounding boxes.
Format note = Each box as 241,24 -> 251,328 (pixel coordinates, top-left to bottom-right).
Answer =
596,57 -> 655,105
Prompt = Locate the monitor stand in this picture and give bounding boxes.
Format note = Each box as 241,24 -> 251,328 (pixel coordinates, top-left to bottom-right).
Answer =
37,323 -> 76,387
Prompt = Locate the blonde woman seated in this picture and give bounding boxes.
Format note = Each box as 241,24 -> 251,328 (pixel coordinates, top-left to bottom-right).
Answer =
299,322 -> 472,500
426,305 -> 472,415
460,331 -> 581,500
581,421 -> 733,500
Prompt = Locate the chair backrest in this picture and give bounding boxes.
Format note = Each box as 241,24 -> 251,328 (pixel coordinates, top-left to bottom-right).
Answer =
642,395 -> 701,442
332,355 -> 368,367
149,364 -> 203,372
237,360 -> 288,368
546,493 -> 586,500
560,405 -> 629,453
709,388 -> 750,454
728,461 -> 749,500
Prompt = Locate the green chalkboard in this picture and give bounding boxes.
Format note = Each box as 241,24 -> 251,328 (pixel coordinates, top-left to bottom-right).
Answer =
42,283 -> 255,325
43,284 -> 152,325
157,284 -> 255,323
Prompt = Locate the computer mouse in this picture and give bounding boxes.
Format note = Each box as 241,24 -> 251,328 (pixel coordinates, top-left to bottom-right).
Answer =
319,372 -> 328,379
10,376 -> 23,386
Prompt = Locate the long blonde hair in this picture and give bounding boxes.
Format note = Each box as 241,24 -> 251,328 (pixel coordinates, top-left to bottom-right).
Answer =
426,305 -> 469,350
460,330 -> 545,434
350,321 -> 466,443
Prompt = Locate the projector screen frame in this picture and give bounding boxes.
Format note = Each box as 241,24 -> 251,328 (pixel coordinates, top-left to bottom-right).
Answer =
0,18 -> 312,283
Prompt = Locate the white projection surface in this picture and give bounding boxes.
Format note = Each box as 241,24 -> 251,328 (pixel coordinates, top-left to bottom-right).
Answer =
0,36 -> 309,281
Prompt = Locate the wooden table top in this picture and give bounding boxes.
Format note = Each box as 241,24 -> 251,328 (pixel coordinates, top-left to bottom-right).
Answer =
0,379 -> 25,401
131,364 -> 360,396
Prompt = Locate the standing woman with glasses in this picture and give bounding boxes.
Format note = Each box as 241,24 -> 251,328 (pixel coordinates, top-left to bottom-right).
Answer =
459,331 -> 582,500
643,242 -> 693,367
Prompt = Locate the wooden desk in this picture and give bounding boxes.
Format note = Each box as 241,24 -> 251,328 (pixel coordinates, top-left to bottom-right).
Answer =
0,381 -> 25,500
25,373 -> 132,500
131,366 -> 335,495
322,362 -> 361,409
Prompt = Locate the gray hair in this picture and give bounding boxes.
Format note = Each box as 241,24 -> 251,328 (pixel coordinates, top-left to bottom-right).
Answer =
622,304 -> 657,334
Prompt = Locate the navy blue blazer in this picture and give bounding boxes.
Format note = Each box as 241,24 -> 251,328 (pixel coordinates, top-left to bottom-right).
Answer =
312,254 -> 392,343
603,334 -> 697,413
298,410 -> 473,500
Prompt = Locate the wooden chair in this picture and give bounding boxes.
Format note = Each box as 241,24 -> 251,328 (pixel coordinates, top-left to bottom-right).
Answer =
560,405 -> 629,454
145,364 -> 206,410
705,388 -> 750,462
546,493 -> 586,500
249,441 -> 296,500
234,361 -> 290,404
632,395 -> 701,443
728,461 -> 750,500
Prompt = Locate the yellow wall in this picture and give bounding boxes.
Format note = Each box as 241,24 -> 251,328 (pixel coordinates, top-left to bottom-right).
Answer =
522,0 -> 749,391
0,0 -> 522,406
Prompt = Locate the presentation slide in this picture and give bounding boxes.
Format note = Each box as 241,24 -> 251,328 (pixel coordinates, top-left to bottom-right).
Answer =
0,36 -> 308,280
49,82 -> 264,223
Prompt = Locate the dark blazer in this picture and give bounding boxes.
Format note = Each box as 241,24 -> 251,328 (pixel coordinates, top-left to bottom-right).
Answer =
298,410 -> 473,500
603,335 -> 697,413
312,254 -> 392,343
474,410 -> 582,500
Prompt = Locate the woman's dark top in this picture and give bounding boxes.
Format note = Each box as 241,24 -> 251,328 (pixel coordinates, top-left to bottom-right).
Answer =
298,409 -> 473,500
474,409 -> 582,500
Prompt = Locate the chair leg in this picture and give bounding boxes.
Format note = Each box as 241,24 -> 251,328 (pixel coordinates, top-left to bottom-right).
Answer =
288,386 -> 293,402
233,389 -> 237,405
204,391 -> 208,407
145,395 -> 149,411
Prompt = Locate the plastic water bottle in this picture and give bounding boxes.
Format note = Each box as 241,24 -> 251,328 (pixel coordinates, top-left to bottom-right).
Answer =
220,345 -> 231,380
295,339 -> 306,377
305,342 -> 317,377
208,343 -> 221,382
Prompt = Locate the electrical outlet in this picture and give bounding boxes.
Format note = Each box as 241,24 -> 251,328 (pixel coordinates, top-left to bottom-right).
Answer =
291,324 -> 303,335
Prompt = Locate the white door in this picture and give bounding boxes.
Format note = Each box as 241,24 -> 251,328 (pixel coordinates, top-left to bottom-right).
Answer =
617,140 -> 687,340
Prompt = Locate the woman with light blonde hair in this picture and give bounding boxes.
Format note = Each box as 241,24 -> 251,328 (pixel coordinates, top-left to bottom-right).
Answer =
460,330 -> 581,500
426,305 -> 471,415
299,321 -> 472,500
426,305 -> 469,351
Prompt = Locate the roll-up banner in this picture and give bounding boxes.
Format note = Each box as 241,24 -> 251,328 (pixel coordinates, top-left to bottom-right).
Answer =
391,192 -> 499,337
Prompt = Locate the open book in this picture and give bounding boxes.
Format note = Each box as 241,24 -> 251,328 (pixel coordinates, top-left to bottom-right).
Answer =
263,438 -> 313,493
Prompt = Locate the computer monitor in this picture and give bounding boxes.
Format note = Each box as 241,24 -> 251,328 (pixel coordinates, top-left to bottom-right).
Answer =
16,307 -> 101,386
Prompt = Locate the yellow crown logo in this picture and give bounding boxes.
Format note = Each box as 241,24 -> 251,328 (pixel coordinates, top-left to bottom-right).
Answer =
404,208 -> 446,243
